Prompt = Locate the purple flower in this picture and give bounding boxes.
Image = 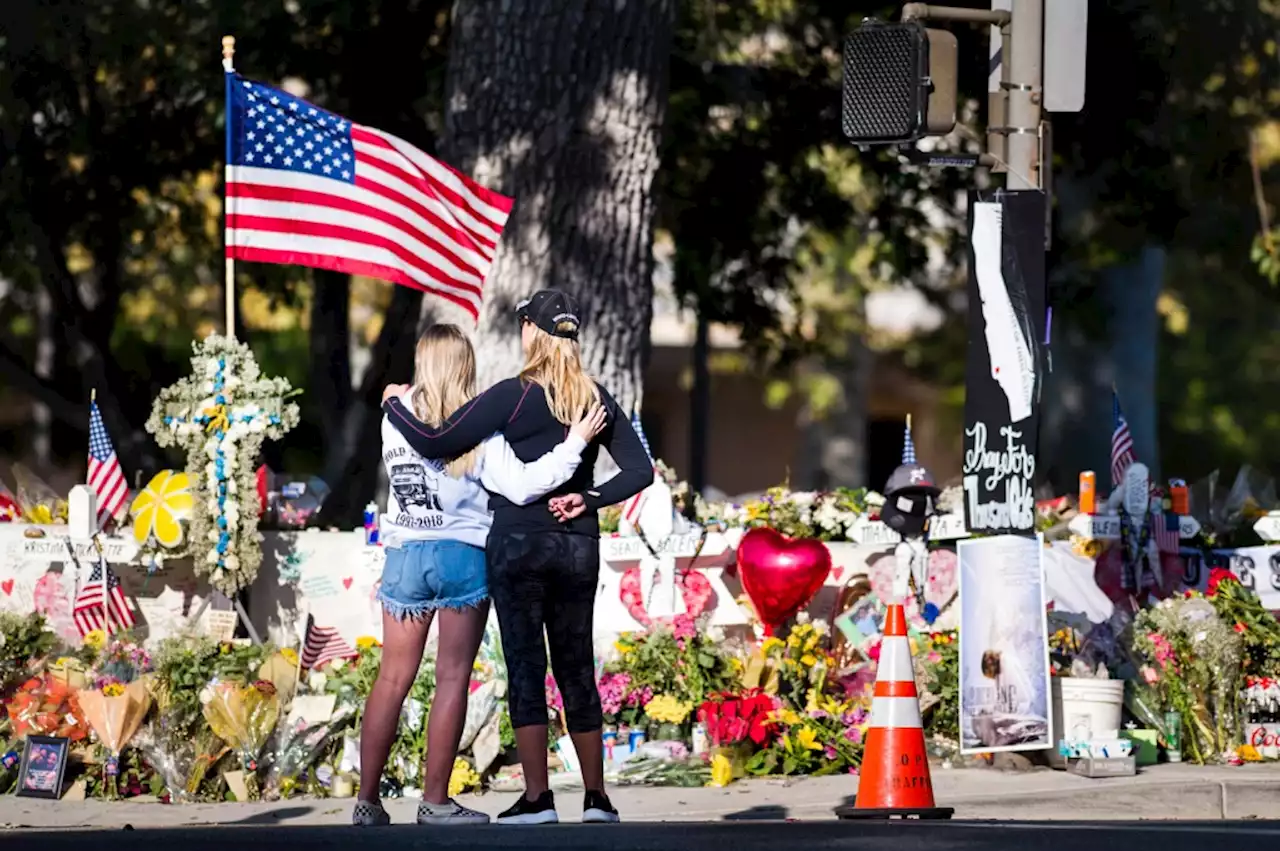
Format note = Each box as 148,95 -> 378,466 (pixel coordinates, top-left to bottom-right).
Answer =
843,726 -> 863,744
824,746 -> 838,760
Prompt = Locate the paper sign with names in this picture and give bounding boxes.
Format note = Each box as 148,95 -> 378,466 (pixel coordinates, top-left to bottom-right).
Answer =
847,512 -> 970,547
1067,513 -> 1200,541
10,535 -> 139,564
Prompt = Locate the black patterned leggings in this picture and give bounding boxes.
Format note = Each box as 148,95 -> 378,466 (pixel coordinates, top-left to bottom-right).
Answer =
486,531 -> 603,732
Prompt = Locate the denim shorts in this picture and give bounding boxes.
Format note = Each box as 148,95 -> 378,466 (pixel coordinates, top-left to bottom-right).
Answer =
378,540 -> 488,620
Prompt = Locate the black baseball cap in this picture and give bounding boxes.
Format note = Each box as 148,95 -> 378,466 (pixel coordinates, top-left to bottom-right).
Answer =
516,289 -> 581,340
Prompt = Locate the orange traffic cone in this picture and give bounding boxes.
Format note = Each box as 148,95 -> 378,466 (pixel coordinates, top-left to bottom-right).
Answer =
835,602 -> 953,820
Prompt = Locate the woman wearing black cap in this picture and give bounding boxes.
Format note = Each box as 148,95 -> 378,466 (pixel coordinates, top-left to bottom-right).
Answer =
381,289 -> 651,824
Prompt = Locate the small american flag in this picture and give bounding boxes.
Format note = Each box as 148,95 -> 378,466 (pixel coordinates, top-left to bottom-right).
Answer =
73,557 -> 135,637
1110,390 -> 1136,488
225,75 -> 514,320
621,409 -> 658,526
1153,511 -> 1181,555
300,619 -> 356,670
88,401 -> 129,527
902,415 -> 917,465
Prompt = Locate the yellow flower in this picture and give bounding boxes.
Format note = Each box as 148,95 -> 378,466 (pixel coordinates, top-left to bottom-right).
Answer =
760,637 -> 784,654
613,640 -> 632,656
355,636 -> 381,650
797,727 -> 822,751
447,757 -> 480,797
130,470 -> 195,548
83,630 -> 107,651
644,694 -> 693,725
102,682 -> 126,697
800,653 -> 818,667
1233,742 -> 1264,762
280,647 -> 299,667
54,656 -> 78,669
769,708 -> 803,726
709,753 -> 734,787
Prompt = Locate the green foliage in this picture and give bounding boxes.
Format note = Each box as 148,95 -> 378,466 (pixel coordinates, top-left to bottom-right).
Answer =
0,612 -> 57,693
150,637 -> 273,739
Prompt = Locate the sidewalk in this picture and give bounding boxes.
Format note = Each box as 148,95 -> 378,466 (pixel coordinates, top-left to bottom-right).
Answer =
5,763 -> 1280,829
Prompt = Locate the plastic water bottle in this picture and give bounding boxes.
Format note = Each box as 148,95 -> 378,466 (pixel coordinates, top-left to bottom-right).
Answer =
364,502 -> 379,546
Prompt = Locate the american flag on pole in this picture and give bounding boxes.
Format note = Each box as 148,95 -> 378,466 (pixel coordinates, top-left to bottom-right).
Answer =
300,619 -> 357,670
225,75 -> 514,320
88,400 -> 129,527
73,557 -> 135,637
1110,390 -> 1136,488
621,409 -> 658,526
902,415 -> 917,465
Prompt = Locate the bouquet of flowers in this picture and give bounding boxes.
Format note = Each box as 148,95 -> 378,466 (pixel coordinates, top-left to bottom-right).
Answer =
747,694 -> 867,777
1130,594 -> 1243,764
696,690 -> 776,749
0,612 -> 57,696
607,616 -> 736,709
4,673 -> 89,742
201,678 -> 282,796
76,680 -> 152,796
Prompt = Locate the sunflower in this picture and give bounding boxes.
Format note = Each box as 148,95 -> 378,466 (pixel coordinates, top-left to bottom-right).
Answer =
130,470 -> 195,548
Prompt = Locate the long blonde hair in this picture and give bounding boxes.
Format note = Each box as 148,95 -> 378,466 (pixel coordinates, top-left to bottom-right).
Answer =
519,326 -> 600,425
410,324 -> 482,478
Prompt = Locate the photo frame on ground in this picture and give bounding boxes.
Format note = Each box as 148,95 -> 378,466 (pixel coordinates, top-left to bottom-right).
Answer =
16,735 -> 70,799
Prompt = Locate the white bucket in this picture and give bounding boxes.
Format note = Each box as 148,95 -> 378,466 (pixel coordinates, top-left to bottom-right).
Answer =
1048,676 -> 1126,768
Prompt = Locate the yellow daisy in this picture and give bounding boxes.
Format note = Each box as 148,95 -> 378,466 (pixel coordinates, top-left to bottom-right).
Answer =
83,629 -> 107,651
131,470 -> 195,548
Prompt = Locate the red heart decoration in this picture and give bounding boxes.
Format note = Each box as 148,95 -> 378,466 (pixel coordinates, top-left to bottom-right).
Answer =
1,578 -> 13,596
342,577 -> 353,590
736,527 -> 831,635
619,568 -> 713,627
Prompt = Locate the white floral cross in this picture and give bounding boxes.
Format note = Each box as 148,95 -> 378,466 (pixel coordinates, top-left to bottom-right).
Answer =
146,335 -> 300,595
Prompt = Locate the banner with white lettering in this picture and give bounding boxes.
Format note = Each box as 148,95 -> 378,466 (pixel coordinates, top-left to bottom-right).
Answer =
962,190 -> 1047,534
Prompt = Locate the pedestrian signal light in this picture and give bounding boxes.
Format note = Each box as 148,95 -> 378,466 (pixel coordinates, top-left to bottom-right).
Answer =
841,21 -> 958,145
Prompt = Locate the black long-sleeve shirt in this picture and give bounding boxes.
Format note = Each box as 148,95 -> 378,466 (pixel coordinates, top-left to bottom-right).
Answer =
382,378 -> 651,537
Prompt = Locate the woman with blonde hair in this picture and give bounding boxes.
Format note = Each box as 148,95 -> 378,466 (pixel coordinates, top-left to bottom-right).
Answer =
355,323 -> 608,828
382,290 -> 650,825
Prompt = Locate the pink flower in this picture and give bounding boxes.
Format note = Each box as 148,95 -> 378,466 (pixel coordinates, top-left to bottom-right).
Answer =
843,726 -> 863,744
597,672 -> 631,716
671,614 -> 697,641
1141,666 -> 1159,685
927,651 -> 942,664
545,673 -> 564,713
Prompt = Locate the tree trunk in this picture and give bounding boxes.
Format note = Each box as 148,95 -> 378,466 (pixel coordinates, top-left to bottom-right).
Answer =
435,0 -> 676,411
309,269 -> 354,487
795,335 -> 871,491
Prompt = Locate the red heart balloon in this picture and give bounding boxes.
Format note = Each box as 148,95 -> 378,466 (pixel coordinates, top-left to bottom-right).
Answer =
737,527 -> 831,635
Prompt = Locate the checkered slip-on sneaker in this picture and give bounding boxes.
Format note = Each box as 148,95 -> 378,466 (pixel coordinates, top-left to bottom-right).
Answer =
352,799 -> 391,827
417,798 -> 491,825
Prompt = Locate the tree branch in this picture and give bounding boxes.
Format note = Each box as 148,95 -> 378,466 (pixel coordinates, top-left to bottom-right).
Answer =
0,338 -> 86,429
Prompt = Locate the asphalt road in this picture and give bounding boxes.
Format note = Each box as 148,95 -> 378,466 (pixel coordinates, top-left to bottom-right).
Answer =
6,821 -> 1280,851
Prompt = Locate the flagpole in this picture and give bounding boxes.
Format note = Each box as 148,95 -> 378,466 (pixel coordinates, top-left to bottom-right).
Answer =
222,35 -> 237,340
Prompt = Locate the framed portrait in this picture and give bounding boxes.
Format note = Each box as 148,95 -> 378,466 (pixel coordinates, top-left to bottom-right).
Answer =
16,735 -> 70,799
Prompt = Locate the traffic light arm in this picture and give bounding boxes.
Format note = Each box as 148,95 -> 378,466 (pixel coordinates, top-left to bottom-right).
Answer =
900,4 -> 1010,26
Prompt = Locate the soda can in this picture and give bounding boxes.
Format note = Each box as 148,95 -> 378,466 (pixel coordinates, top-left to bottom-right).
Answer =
1078,471 -> 1097,515
602,729 -> 617,761
628,729 -> 646,753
